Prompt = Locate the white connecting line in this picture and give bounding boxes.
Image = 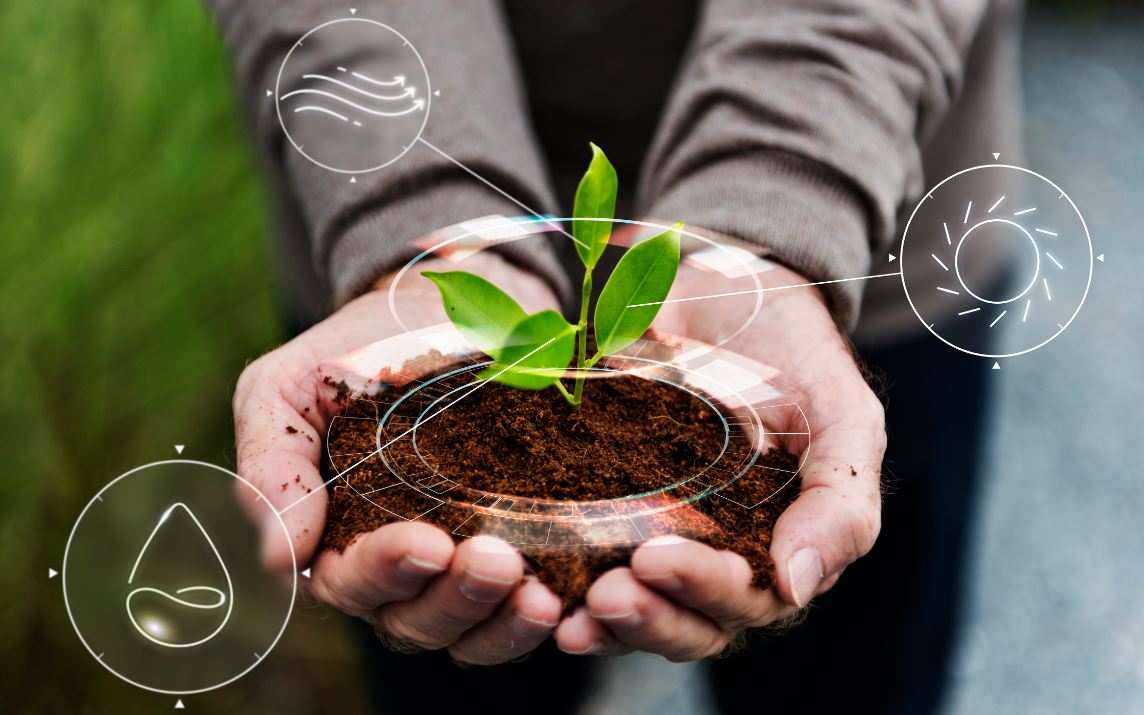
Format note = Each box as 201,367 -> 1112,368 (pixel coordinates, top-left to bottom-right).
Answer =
416,136 -> 589,252
277,334 -> 563,514
628,271 -> 903,308
276,138 -> 900,513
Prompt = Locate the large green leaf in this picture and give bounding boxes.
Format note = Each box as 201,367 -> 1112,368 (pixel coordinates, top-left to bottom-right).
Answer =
479,310 -> 576,389
422,271 -> 528,355
572,142 -> 618,269
593,223 -> 682,356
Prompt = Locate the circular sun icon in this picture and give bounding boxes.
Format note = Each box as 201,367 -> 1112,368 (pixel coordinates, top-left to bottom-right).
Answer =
900,164 -> 1093,358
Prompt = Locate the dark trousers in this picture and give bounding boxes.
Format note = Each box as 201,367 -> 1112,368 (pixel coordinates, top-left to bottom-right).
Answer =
350,330 -> 991,715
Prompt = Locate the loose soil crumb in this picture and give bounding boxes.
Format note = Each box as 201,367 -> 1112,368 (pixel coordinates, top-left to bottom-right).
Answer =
285,425 -> 298,434
321,369 -> 800,610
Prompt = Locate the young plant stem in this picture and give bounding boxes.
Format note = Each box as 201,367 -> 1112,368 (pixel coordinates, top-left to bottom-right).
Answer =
571,270 -> 593,409
554,380 -> 576,403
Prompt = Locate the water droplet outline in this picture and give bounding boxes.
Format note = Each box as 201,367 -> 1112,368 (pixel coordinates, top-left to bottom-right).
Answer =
125,503 -> 235,648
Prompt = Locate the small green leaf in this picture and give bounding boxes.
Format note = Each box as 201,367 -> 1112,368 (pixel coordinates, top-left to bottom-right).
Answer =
422,271 -> 528,355
479,310 -> 576,389
572,142 -> 618,269
593,222 -> 682,356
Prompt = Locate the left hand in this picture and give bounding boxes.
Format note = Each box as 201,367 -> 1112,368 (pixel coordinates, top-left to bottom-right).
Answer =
554,258 -> 886,661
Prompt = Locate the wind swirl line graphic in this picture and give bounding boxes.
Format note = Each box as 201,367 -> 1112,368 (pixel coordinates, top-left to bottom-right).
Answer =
284,66 -> 424,127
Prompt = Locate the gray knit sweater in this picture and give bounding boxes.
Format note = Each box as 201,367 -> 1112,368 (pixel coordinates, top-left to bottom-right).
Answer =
208,0 -> 1023,343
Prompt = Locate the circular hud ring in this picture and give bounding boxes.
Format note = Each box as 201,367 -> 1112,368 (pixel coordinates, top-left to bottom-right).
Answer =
274,16 -> 431,173
385,216 -> 771,357
900,164 -> 1093,358
62,461 -> 295,695
324,336 -> 810,550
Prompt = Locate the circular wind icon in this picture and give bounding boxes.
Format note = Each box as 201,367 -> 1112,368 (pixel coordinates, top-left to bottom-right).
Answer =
124,503 -> 234,649
900,165 -> 1093,358
275,17 -> 431,173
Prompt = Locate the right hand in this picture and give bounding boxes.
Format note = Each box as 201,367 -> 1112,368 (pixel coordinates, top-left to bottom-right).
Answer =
233,252 -> 565,664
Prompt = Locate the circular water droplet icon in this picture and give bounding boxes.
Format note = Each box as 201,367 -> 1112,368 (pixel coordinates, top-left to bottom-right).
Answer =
124,503 -> 234,648
62,461 -> 295,695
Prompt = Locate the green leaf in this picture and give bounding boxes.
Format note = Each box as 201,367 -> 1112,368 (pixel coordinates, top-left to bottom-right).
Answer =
422,271 -> 528,355
593,222 -> 682,356
479,310 -> 576,389
572,142 -> 618,269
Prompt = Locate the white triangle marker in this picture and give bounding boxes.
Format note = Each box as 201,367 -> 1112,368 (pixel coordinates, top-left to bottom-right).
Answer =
266,90 -> 272,97
992,362 -> 1001,370
992,153 -> 1000,160
1097,254 -> 1104,262
175,445 -> 185,454
350,177 -> 357,183
48,568 -> 58,579
888,253 -> 896,263
434,90 -> 441,97
175,700 -> 186,710
350,8 -> 357,15
302,568 -> 312,579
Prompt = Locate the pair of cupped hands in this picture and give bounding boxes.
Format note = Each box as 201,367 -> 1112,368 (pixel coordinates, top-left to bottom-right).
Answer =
233,247 -> 885,665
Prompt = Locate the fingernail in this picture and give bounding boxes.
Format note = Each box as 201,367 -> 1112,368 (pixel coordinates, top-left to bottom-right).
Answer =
508,613 -> 558,637
460,569 -> 517,603
395,555 -> 448,580
643,535 -> 688,547
638,572 -> 683,592
469,535 -> 517,555
787,546 -> 824,608
592,607 -> 643,628
560,641 -> 599,656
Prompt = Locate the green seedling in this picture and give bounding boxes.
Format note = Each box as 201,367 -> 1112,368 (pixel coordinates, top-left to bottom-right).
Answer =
423,143 -> 681,409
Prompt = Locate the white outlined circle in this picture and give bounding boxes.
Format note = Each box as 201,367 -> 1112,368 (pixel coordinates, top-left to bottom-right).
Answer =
954,218 -> 1041,305
274,17 -> 431,174
62,460 -> 296,696
324,333 -> 811,549
386,217 -> 766,356
900,164 -> 1093,358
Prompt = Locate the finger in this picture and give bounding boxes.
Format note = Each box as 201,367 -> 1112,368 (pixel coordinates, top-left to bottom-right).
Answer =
554,607 -> 633,657
586,568 -> 729,662
308,522 -> 454,617
630,537 -> 794,631
233,357 -> 329,574
771,389 -> 886,606
375,535 -> 522,650
448,576 -> 562,665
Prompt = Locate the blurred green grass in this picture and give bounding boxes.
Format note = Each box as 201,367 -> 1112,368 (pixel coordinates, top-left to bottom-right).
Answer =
0,0 -> 365,710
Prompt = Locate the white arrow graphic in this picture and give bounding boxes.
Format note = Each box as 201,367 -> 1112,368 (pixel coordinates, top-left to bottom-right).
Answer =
279,89 -> 424,117
300,74 -> 415,101
337,67 -> 405,87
